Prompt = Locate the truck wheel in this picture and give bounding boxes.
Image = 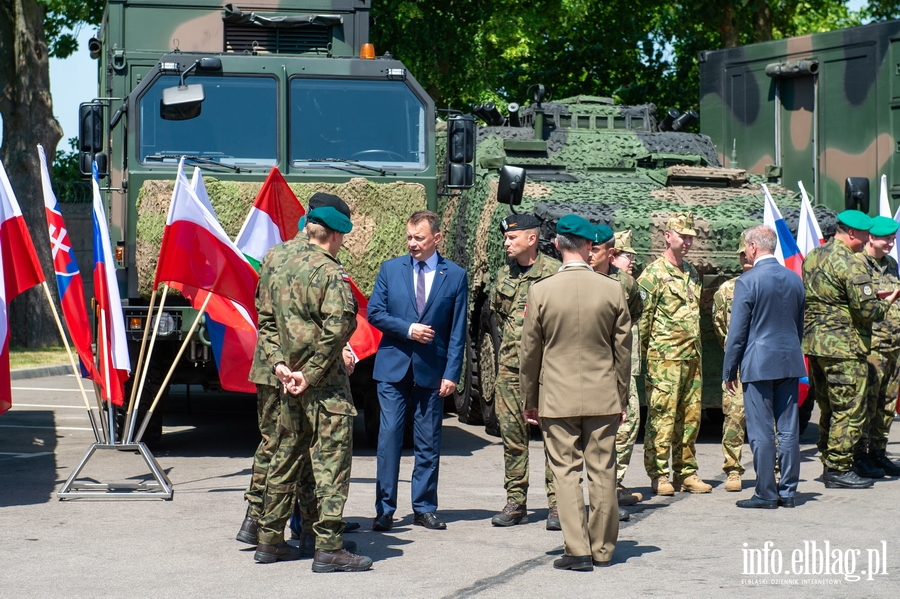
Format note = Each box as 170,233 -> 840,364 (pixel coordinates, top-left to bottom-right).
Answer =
478,311 -> 501,437
454,331 -> 483,425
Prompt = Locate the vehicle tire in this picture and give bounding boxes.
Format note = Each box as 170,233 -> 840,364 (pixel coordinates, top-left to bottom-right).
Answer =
454,330 -> 483,425
478,309 -> 501,437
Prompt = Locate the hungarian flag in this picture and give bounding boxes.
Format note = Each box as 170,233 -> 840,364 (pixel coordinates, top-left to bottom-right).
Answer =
92,164 -> 131,405
234,167 -> 305,269
0,160 -> 46,414
38,145 -> 98,383
762,184 -> 803,278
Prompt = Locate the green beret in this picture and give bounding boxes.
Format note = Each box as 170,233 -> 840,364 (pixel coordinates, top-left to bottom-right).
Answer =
870,215 -> 899,237
306,206 -> 353,233
593,224 -> 614,245
837,209 -> 873,231
556,214 -> 595,241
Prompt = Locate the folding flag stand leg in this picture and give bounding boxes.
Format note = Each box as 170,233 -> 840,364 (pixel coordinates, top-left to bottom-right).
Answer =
57,442 -> 173,500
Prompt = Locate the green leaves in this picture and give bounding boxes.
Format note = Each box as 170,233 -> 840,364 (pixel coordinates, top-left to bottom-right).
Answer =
38,0 -> 104,59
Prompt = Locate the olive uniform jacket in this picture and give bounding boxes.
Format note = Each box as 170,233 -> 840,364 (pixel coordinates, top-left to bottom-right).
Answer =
520,262 -> 632,418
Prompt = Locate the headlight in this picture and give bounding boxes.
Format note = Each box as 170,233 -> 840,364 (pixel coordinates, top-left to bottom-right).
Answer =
156,312 -> 177,337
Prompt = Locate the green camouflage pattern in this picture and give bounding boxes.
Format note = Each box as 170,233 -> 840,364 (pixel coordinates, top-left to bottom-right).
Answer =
615,361 -> 640,486
862,349 -> 900,454
700,20 -> 900,215
643,358 -> 703,478
861,252 -> 900,352
808,356 -> 868,471
802,239 -> 889,359
610,265 -> 643,325
637,257 -> 702,361
495,365 -> 555,507
712,276 -> 745,475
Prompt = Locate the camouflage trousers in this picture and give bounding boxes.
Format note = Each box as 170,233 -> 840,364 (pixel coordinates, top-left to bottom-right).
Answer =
615,375 -> 640,485
860,350 -> 900,453
244,385 -> 316,532
496,365 -> 555,507
256,389 -> 353,550
720,377 -> 746,474
808,356 -> 868,471
643,358 -> 702,478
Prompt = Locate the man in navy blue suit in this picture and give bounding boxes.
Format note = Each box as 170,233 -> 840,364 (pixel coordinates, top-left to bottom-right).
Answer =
723,225 -> 806,509
368,210 -> 468,531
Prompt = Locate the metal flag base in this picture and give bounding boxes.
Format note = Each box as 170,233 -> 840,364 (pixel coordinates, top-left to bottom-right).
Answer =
57,443 -> 174,500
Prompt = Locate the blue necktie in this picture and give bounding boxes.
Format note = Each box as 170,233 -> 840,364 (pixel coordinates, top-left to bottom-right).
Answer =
416,261 -> 426,314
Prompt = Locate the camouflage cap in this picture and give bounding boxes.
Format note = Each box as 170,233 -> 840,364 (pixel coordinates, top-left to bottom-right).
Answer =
307,206 -> 353,233
666,212 -> 697,236
837,209 -> 873,231
592,224 -> 614,245
614,230 -> 636,254
737,231 -> 747,254
870,215 -> 899,237
556,214 -> 595,242
499,213 -> 541,234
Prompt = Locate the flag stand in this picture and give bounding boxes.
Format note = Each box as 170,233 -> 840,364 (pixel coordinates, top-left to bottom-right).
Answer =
57,441 -> 173,500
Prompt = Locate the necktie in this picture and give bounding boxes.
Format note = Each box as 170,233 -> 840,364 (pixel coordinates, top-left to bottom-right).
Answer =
416,260 -> 427,314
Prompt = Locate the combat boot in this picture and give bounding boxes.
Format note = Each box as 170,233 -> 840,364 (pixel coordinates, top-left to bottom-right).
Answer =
491,502 -> 528,527
650,475 -> 674,496
823,468 -> 874,489
675,474 -> 712,493
725,472 -> 742,492
546,506 -> 561,531
254,542 -> 302,563
870,449 -> 900,476
311,549 -> 373,573
853,453 -> 885,479
616,485 -> 640,506
236,515 -> 258,545
297,532 -> 357,558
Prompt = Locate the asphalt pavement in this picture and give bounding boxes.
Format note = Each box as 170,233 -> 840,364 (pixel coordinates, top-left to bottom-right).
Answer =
1,372 -> 899,598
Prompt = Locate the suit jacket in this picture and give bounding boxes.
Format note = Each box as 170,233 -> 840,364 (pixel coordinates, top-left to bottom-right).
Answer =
723,257 -> 806,383
368,252 -> 468,388
520,264 -> 632,418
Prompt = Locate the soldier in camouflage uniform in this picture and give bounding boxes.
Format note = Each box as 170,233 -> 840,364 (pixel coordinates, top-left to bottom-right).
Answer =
858,216 -> 900,477
712,232 -> 753,492
590,226 -> 643,508
254,206 -> 373,572
803,210 -> 899,489
638,212 -> 712,495
489,213 -> 561,529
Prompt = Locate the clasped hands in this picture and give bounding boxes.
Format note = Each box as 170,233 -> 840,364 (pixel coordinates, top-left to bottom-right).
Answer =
274,348 -> 356,395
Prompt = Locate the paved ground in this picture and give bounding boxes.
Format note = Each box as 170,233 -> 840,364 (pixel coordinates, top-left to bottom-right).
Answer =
1,373 -> 899,598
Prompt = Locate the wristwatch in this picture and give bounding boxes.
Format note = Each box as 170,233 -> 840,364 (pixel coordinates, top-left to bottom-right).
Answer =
272,361 -> 286,374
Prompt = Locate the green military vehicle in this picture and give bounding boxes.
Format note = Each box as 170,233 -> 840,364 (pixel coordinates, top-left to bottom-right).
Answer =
441,91 -> 820,434
699,19 -> 900,214
79,0 -> 452,443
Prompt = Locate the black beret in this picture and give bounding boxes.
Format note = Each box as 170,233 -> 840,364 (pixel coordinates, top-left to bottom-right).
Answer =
308,192 -> 351,219
500,213 -> 541,234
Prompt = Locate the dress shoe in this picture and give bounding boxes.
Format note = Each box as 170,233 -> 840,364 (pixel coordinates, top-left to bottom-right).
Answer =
735,495 -> 778,509
372,514 -> 393,531
618,508 -> 630,521
824,468 -> 874,489
553,555 -> 593,571
311,549 -> 373,573
675,474 -> 712,493
870,450 -> 900,476
546,506 -> 561,531
236,516 -> 258,545
491,502 -> 528,526
254,542 -> 302,563
297,532 -> 357,558
651,475 -> 675,496
616,485 -> 639,506
853,454 -> 885,479
777,496 -> 795,508
413,512 -> 447,530
725,472 -> 742,492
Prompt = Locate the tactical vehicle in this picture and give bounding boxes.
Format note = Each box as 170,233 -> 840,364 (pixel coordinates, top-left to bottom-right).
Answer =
699,19 -> 900,215
79,0 -> 444,443
440,92 -> 822,433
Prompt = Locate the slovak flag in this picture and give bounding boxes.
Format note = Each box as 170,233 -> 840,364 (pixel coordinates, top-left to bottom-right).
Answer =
38,145 -> 98,383
92,163 -> 130,405
762,184 -> 803,277
0,160 -> 46,414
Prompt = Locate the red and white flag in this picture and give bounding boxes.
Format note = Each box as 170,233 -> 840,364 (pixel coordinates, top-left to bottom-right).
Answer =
796,181 -> 824,259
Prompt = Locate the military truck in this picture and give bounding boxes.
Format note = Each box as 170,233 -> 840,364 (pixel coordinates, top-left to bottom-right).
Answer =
440,92 -> 815,434
78,0 -> 449,443
699,19 -> 900,215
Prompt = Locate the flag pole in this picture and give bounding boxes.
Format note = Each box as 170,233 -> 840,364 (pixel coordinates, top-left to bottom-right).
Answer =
98,308 -> 116,445
126,284 -> 169,444
39,282 -> 101,442
134,291 -> 212,444
122,287 -> 158,441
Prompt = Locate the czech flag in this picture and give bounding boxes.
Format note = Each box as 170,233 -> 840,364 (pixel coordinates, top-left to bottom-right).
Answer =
762,184 -> 803,278
0,160 -> 46,414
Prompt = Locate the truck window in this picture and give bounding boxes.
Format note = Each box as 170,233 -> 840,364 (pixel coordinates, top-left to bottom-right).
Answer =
289,78 -> 426,170
138,75 -> 278,166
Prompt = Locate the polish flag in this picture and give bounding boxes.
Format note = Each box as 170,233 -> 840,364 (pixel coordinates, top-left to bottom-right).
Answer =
762,184 -> 803,277
796,181 -> 824,258
0,160 -> 46,414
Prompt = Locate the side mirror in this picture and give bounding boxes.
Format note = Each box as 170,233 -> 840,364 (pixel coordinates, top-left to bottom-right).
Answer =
845,177 -> 870,214
498,165 -> 525,206
446,115 -> 475,189
160,83 -> 205,121
79,104 -> 104,152
79,152 -> 108,179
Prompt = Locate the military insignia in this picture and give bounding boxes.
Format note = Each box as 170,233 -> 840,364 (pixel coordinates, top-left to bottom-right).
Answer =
863,285 -> 872,297
639,289 -> 647,301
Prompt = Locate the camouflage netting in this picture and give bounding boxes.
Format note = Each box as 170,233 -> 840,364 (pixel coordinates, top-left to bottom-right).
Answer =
135,177 -> 426,297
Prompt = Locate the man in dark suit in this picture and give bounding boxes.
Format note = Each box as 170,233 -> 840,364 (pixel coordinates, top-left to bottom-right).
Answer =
368,210 -> 468,531
723,225 -> 806,509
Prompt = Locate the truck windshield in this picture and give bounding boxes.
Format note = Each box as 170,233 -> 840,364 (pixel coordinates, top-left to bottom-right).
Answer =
138,75 -> 277,166
290,78 -> 426,170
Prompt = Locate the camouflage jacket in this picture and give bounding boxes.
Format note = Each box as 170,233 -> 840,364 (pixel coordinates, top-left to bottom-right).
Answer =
861,251 -> 900,352
610,264 -> 643,374
490,251 -> 561,368
712,276 -> 738,349
256,241 -> 358,413
637,256 -> 702,361
802,238 -> 889,359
